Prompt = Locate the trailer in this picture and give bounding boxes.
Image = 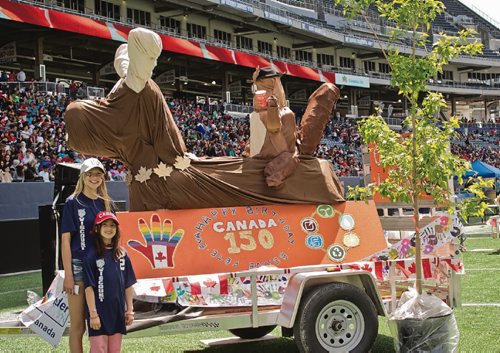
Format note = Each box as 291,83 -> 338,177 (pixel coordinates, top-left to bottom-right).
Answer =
0,200 -> 464,353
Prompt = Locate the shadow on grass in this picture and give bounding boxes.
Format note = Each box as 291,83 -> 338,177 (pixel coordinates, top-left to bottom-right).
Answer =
184,334 -> 395,352
373,334 -> 395,352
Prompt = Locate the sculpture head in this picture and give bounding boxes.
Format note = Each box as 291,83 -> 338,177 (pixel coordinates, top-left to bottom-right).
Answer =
251,66 -> 286,109
127,28 -> 163,81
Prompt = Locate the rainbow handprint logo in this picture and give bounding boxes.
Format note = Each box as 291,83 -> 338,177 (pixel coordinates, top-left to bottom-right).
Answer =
127,214 -> 184,269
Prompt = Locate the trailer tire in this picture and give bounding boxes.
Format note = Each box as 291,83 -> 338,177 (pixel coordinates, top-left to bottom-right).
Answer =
293,282 -> 378,353
229,325 -> 276,339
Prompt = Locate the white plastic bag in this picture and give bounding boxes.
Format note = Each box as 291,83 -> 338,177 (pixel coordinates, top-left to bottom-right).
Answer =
19,272 -> 69,347
388,288 -> 459,352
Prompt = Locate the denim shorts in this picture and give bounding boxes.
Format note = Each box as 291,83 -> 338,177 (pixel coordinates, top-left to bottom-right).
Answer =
72,258 -> 84,282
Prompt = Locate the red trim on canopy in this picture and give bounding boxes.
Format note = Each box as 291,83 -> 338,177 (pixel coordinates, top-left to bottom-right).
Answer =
161,36 -> 205,59
0,0 -> 334,83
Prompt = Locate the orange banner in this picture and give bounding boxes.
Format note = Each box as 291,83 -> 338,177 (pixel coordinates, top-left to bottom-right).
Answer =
117,201 -> 387,279
369,145 -> 433,202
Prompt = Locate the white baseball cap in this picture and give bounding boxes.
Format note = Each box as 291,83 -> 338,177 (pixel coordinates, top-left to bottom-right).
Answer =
80,158 -> 105,174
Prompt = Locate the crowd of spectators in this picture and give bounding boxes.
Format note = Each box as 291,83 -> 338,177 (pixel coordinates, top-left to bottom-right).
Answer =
169,98 -> 249,157
1,76 -> 499,183
316,116 -> 363,176
452,128 -> 500,168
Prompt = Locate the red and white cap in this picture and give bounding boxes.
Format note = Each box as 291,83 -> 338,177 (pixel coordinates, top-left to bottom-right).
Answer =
94,211 -> 119,226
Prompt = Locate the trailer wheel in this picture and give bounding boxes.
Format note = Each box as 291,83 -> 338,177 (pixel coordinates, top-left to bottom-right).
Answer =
229,325 -> 276,339
294,282 -> 378,353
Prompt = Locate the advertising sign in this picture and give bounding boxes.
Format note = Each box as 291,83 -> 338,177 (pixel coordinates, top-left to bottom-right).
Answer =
335,73 -> 370,88
99,61 -> 115,76
118,202 -> 387,279
345,35 -> 375,48
0,41 -> 16,63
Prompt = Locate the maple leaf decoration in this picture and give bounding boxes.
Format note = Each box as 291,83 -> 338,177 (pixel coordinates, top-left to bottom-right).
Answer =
174,155 -> 191,170
361,264 -> 372,272
203,280 -> 217,288
135,166 -> 152,183
153,162 -> 173,179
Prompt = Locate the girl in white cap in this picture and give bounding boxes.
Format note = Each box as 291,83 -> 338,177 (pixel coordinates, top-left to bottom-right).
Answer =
60,158 -> 113,353
83,211 -> 136,353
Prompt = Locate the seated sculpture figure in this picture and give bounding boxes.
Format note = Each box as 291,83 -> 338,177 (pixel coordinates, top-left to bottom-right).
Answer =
64,28 -> 344,211
249,66 -> 340,187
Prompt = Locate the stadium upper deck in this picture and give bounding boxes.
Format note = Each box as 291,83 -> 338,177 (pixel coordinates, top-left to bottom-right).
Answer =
0,0 -> 499,120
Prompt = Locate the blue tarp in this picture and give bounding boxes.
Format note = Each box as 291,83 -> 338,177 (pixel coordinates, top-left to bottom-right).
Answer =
464,160 -> 500,178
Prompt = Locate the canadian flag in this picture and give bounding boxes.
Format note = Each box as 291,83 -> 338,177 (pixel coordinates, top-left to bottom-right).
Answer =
152,244 -> 168,269
187,275 -> 229,296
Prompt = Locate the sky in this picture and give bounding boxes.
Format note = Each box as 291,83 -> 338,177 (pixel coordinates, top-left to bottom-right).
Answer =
459,0 -> 500,28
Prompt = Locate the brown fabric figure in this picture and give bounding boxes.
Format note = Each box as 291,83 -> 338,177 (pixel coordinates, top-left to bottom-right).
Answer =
250,67 -> 300,187
64,29 -> 345,211
298,83 -> 341,155
249,67 -> 341,187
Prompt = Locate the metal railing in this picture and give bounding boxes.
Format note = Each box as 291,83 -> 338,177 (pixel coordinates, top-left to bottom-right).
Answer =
0,81 -> 106,98
224,103 -> 253,114
274,0 -> 317,11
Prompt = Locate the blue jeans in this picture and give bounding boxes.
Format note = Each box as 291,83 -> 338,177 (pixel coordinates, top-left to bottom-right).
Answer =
72,258 -> 84,282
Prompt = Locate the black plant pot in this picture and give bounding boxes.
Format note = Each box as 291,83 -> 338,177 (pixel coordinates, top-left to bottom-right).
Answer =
394,313 -> 456,352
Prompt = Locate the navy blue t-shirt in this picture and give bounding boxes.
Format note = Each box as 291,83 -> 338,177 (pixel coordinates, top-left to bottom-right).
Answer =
83,249 -> 137,336
61,194 -> 105,260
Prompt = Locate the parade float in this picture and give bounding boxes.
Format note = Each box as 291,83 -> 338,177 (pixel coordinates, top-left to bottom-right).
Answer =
0,22 -> 476,353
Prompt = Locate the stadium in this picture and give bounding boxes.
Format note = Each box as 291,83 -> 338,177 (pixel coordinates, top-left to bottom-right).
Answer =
0,0 -> 499,352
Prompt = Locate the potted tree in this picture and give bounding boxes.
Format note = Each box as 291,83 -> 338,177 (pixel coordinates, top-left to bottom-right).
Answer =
335,0 -> 492,351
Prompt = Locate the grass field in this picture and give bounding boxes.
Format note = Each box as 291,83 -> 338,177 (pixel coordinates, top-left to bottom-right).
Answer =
0,237 -> 498,352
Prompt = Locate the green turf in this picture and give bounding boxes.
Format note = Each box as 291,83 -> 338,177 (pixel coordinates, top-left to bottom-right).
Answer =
0,237 -> 499,352
461,237 -> 500,304
0,272 -> 42,313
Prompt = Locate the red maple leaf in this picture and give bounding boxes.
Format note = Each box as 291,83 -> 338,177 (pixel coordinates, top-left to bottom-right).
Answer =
150,285 -> 161,292
408,262 -> 416,274
203,280 -> 217,288
361,264 -> 372,272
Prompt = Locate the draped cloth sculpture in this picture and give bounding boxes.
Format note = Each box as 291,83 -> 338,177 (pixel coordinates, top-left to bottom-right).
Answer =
249,66 -> 340,187
64,28 -> 344,211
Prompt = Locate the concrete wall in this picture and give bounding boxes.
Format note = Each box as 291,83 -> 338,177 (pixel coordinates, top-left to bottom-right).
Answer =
0,177 -> 362,220
0,182 -> 129,221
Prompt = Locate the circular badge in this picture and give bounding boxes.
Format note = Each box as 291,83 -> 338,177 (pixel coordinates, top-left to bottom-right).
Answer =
301,217 -> 319,233
305,234 -> 324,249
339,214 -> 355,231
327,244 -> 346,262
316,205 -> 335,218
343,232 -> 361,248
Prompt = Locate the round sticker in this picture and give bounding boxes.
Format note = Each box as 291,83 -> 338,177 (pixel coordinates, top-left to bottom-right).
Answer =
343,232 -> 361,248
316,205 -> 335,218
327,244 -> 346,262
305,234 -> 324,249
301,217 -> 319,233
339,214 -> 355,231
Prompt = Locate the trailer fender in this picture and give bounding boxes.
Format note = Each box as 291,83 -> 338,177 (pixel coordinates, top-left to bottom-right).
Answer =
277,270 -> 386,328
